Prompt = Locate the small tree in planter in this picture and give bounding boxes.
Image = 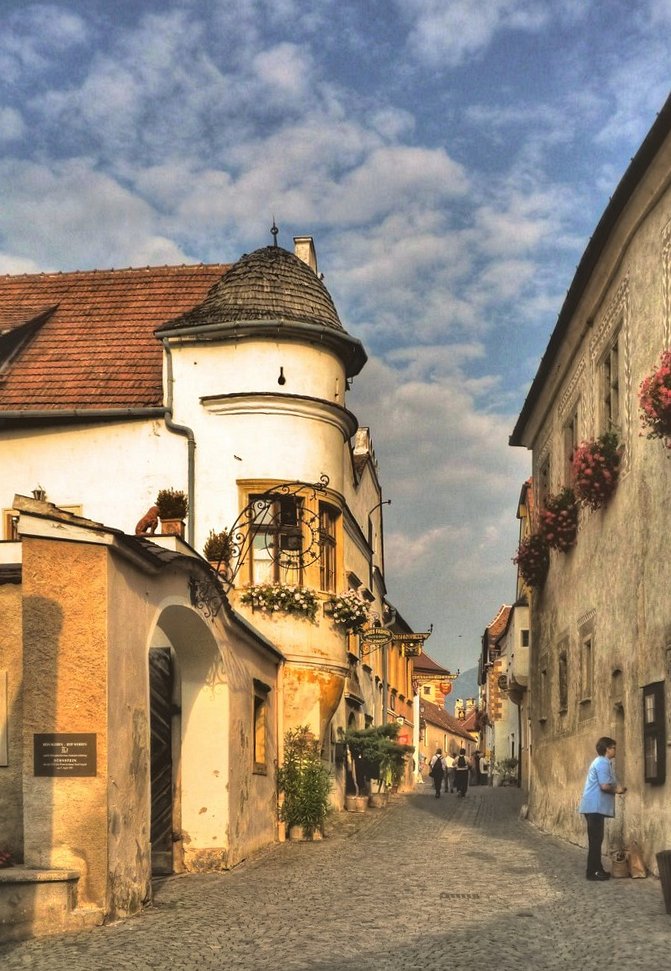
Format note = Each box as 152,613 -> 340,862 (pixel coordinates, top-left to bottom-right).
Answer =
494,756 -> 519,786
513,533 -> 549,589
203,528 -> 233,571
344,723 -> 413,799
277,726 -> 332,839
155,488 -> 188,533
571,432 -> 622,509
639,349 -> 671,448
540,488 -> 579,552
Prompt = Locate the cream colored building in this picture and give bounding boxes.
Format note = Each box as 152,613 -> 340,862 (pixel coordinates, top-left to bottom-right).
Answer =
510,93 -> 671,871
0,235 -> 422,939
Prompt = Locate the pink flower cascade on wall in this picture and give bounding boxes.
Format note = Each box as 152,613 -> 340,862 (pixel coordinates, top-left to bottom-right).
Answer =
639,350 -> 671,447
513,533 -> 549,589
540,488 -> 578,552
571,432 -> 622,510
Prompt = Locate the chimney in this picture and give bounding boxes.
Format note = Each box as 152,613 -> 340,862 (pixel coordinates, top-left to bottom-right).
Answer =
293,236 -> 318,275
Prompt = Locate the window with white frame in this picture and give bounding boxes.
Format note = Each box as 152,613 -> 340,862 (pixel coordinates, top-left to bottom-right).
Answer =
642,681 -> 665,785
601,334 -> 621,435
249,493 -> 302,584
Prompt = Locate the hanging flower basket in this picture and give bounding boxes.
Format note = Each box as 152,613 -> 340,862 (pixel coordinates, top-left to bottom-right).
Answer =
540,487 -> 579,552
639,350 -> 671,447
239,583 -> 319,621
513,533 -> 549,589
571,432 -> 622,509
327,590 -> 370,633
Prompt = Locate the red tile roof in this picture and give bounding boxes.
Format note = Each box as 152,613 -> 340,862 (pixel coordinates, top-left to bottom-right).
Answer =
413,650 -> 452,676
419,698 -> 474,742
0,264 -> 230,412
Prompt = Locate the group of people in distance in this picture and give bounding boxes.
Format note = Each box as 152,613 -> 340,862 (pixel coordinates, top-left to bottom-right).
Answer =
427,748 -> 488,798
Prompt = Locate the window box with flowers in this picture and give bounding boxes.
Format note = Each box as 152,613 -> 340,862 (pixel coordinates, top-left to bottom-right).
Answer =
513,533 -> 549,589
540,487 -> 578,552
571,432 -> 622,510
325,590 -> 370,633
639,350 -> 671,448
239,583 -> 319,621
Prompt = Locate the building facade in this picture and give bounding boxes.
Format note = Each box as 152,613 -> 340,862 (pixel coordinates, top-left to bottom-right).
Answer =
0,235 -> 422,938
510,94 -> 671,871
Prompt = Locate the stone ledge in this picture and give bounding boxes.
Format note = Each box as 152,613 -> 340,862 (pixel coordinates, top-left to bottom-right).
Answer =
0,867 -> 79,884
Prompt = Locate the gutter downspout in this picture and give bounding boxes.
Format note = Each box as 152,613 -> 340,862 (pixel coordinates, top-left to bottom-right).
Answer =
162,338 -> 196,546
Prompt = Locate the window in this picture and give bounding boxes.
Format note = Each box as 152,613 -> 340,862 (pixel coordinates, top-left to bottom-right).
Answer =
538,455 -> 551,508
250,494 -> 302,584
521,629 -> 530,648
253,680 -> 270,773
564,404 -> 580,485
642,682 -> 665,785
318,502 -> 337,592
2,510 -> 19,541
580,635 -> 593,702
423,685 -> 431,696
558,648 -> 568,713
539,657 -> 548,722
601,336 -> 620,434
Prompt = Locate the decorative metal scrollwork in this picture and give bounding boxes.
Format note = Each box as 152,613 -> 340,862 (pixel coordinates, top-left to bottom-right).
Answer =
214,474 -> 330,591
189,574 -> 225,620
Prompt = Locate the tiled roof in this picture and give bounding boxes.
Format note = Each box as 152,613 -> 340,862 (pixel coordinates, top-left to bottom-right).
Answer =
159,246 -> 344,334
0,264 -> 229,412
485,604 -> 511,646
413,650 -> 452,676
420,698 -> 474,742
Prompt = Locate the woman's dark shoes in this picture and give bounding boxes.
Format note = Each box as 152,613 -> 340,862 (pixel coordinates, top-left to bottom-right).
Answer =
586,870 -> 611,881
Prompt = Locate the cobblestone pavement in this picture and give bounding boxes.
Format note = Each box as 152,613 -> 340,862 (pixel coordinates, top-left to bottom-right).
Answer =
1,784 -> 670,970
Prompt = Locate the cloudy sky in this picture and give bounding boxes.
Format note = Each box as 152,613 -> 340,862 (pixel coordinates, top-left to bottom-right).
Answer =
2,1 -> 670,672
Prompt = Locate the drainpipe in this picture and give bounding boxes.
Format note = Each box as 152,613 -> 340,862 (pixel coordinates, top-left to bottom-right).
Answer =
381,605 -> 397,726
161,338 -> 196,546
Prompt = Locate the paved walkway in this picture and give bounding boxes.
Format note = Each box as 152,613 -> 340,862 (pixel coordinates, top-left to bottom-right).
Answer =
1,784 -> 669,970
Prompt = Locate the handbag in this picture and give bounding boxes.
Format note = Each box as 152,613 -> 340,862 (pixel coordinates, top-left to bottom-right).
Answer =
627,841 -> 646,878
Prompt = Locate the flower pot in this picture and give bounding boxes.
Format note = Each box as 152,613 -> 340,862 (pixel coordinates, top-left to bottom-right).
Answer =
492,773 -> 503,788
160,518 -> 185,537
345,795 -> 367,813
368,792 -> 387,809
289,825 -> 306,841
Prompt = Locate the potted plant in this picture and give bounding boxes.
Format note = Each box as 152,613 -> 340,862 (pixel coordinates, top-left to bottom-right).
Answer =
513,532 -> 549,588
344,723 -> 413,808
571,432 -> 622,509
540,487 -> 578,552
155,488 -> 189,536
494,756 -> 519,786
639,350 -> 671,447
326,590 -> 370,633
203,528 -> 233,573
240,583 -> 319,621
277,726 -> 332,840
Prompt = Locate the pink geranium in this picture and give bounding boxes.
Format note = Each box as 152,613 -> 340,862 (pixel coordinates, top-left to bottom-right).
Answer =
639,350 -> 671,447
513,532 -> 549,588
540,488 -> 579,552
571,432 -> 622,510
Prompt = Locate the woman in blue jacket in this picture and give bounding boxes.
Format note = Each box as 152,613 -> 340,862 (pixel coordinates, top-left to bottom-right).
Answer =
578,736 -> 627,881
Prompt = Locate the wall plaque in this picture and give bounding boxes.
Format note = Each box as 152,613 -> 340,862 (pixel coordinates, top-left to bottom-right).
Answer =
34,733 -> 97,777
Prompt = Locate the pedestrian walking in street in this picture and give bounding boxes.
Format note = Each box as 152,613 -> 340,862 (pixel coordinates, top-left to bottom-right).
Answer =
473,748 -> 482,785
454,747 -> 470,797
578,736 -> 627,881
444,751 -> 456,792
479,752 -> 490,786
429,749 -> 445,798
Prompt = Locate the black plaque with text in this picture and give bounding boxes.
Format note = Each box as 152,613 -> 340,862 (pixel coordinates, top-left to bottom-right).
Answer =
34,733 -> 97,777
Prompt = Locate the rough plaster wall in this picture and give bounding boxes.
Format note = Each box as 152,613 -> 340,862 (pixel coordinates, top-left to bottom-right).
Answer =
528,175 -> 671,870
0,582 -> 24,858
21,538 -> 108,909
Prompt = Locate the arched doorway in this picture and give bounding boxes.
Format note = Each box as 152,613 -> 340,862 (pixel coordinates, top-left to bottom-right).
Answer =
148,603 -> 229,876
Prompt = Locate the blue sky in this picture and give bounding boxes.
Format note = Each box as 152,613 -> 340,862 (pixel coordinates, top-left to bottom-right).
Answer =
2,0 -> 670,671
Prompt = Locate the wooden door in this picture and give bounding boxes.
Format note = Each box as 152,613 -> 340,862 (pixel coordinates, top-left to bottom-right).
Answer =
150,647 -> 174,875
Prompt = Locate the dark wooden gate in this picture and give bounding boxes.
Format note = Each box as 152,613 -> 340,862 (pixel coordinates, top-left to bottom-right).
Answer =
149,647 -> 174,875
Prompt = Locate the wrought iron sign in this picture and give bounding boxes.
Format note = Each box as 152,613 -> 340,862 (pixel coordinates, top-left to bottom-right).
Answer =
189,574 -> 225,620
214,474 -> 330,591
393,630 -> 433,657
359,624 -> 393,656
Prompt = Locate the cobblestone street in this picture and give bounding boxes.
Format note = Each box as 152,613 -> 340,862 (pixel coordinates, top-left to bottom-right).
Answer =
1,784 -> 669,970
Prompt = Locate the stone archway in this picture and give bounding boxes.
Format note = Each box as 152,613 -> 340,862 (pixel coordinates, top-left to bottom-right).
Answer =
149,603 -> 230,874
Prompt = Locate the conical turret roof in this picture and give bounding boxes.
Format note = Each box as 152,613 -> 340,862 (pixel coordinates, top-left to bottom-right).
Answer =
160,245 -> 344,333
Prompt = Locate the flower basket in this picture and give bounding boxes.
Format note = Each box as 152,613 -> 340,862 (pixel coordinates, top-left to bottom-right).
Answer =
571,432 -> 622,509
540,488 -> 578,552
327,590 -> 369,633
639,350 -> 671,447
513,533 -> 549,588
239,583 -> 319,621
